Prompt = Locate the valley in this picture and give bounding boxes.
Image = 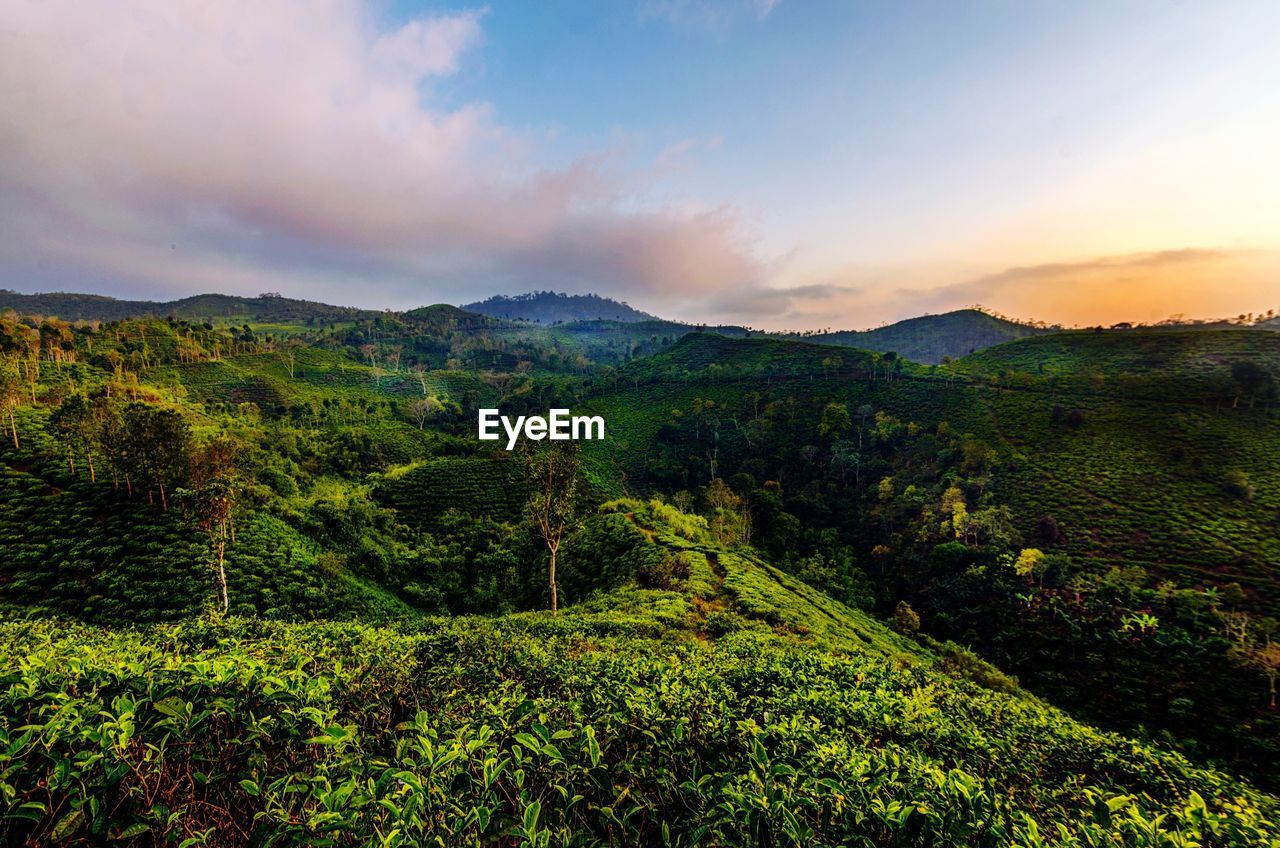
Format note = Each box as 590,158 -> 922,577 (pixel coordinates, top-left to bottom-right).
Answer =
0,295 -> 1277,846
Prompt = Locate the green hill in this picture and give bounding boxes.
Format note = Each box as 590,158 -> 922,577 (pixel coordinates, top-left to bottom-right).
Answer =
0,290 -> 369,325
0,289 -> 1066,367
805,309 -> 1051,364
585,330 -> 1280,781
3,306 -> 1280,842
4,500 -> 1277,847
959,327 -> 1280,379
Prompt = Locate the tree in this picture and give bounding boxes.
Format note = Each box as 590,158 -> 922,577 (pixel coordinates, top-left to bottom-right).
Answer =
893,600 -> 920,634
49,393 -> 97,480
1012,548 -> 1046,583
1035,514 -> 1065,546
281,338 -> 304,379
1231,361 -> 1270,408
520,441 -> 582,615
92,396 -> 128,491
1249,640 -> 1280,709
408,396 -> 444,429
882,351 -> 899,383
1223,470 -> 1254,501
185,435 -> 245,615
410,363 -> 431,396
818,402 -> 851,440
0,357 -> 22,448
123,403 -> 191,510
701,478 -> 751,545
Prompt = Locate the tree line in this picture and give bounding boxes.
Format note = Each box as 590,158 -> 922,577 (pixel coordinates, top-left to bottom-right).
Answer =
46,391 -> 245,614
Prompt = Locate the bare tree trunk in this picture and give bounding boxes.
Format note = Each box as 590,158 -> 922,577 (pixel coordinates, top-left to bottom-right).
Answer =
9,410 -> 17,448
87,455 -> 95,483
159,482 -> 167,511
67,446 -> 75,475
217,530 -> 229,615
549,545 -> 558,615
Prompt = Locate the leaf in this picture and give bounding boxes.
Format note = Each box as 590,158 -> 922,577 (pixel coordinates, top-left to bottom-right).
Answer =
511,700 -> 538,723
50,808 -> 85,842
1107,795 -> 1134,813
239,779 -> 260,796
8,802 -> 46,823
513,732 -> 541,752
153,696 -> 187,718
584,726 -> 601,768
113,822 -> 152,839
523,800 -> 541,834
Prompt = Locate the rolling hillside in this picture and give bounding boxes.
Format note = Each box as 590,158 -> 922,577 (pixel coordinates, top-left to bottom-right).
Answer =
582,330 -> 1280,779
0,290 -> 374,325
806,309 -> 1052,363
2,298 -> 1279,839
5,500 -> 1277,846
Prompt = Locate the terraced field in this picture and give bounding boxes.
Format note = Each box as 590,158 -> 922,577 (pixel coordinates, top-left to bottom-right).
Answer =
585,334 -> 1280,606
376,456 -> 529,525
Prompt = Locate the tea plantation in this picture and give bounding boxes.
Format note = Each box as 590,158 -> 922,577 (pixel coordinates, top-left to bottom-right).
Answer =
4,502 -> 1278,847
2,307 -> 1280,845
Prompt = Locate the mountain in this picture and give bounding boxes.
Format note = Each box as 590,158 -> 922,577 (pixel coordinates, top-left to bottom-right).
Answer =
0,289 -> 369,324
1,288 -> 1059,365
803,308 -> 1052,364
462,291 -> 658,324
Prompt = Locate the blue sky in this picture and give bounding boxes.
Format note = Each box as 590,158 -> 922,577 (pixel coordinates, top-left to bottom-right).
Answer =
1,0 -> 1277,327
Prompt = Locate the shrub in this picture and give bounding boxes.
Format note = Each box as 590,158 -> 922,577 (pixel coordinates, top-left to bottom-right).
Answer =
893,600 -> 921,634
1223,470 -> 1255,500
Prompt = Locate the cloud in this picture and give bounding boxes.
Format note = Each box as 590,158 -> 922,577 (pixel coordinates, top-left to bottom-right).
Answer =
907,249 -> 1280,326
702,283 -> 855,320
0,0 -> 760,310
371,8 -> 487,78
689,247 -> 1280,331
638,0 -> 780,35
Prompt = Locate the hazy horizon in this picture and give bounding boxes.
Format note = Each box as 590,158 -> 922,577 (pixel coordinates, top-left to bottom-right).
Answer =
3,1 -> 1278,330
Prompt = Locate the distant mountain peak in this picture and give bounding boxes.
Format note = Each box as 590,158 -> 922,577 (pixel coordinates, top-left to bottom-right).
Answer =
461,291 -> 658,325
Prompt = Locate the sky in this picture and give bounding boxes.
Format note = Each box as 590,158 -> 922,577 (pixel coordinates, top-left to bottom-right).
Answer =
1,0 -> 1278,330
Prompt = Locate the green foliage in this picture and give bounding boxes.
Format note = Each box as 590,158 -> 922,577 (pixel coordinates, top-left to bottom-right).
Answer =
3,603 -> 1277,847
3,299 -> 1280,843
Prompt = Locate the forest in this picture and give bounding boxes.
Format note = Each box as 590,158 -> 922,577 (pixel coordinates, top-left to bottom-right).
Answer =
1,297 -> 1278,846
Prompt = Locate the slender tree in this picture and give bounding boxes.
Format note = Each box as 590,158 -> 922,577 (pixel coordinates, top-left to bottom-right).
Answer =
185,435 -> 245,615
520,441 -> 582,615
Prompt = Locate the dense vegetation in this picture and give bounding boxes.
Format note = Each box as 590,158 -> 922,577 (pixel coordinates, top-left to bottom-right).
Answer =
463,291 -> 659,324
2,288 -> 1063,365
1,293 -> 1278,844
5,503 -> 1279,847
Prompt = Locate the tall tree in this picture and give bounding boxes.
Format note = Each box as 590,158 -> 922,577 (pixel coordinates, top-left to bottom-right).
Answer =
185,435 -> 245,615
49,393 -> 96,479
123,403 -> 191,510
520,441 -> 582,615
0,357 -> 22,448
91,396 -> 128,491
